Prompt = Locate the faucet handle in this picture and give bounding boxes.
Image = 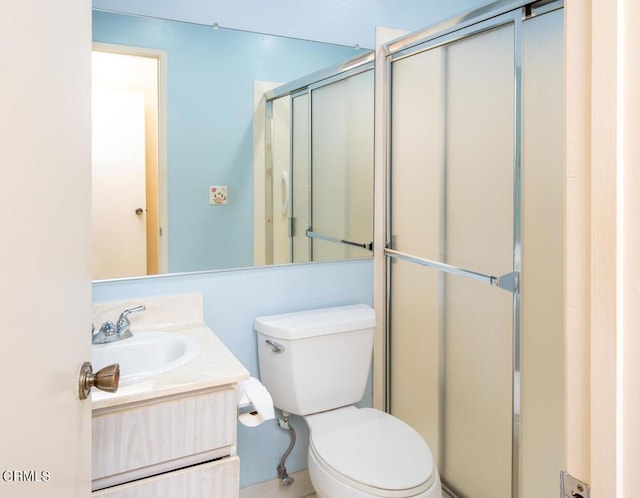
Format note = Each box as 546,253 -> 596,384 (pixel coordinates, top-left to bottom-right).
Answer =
116,305 -> 146,337
91,323 -> 100,342
100,321 -> 116,336
118,305 -> 146,322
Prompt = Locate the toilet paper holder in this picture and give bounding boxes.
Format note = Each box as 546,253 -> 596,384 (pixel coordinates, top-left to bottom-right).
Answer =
236,377 -> 275,427
238,398 -> 259,416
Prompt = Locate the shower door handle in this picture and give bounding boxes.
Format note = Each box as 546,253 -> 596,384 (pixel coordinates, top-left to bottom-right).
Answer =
280,171 -> 290,216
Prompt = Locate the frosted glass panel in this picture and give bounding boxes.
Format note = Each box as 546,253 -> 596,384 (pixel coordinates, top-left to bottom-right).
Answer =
444,274 -> 513,498
391,47 -> 445,261
311,70 -> 374,261
291,94 -> 310,263
389,258 -> 442,465
389,269 -> 513,498
520,10 -> 565,498
443,27 -> 515,497
270,95 -> 291,265
446,25 -> 514,276
389,22 -> 515,498
391,25 -> 514,277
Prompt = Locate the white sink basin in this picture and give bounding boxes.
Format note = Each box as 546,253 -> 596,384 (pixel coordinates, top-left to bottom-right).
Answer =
92,331 -> 201,386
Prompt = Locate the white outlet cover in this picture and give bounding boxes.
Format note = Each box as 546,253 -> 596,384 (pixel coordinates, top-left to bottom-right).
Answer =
209,185 -> 227,205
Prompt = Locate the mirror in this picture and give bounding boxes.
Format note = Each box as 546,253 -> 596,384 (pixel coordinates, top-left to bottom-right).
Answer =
91,9 -> 374,280
262,69 -> 375,267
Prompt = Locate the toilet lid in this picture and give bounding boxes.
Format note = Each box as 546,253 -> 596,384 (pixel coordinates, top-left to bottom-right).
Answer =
308,407 -> 434,491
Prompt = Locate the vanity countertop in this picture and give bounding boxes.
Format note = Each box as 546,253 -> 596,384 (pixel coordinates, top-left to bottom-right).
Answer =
91,294 -> 249,411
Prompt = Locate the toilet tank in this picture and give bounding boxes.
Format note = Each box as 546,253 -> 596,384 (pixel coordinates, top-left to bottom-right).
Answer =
254,305 -> 376,416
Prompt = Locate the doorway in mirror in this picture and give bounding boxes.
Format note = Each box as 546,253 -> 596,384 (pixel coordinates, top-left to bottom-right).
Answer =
91,47 -> 165,280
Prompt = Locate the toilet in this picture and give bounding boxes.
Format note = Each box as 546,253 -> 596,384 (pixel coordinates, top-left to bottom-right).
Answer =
255,304 -> 442,498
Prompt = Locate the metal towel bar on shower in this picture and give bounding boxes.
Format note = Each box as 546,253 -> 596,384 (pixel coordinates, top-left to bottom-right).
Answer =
385,248 -> 519,293
306,229 -> 373,251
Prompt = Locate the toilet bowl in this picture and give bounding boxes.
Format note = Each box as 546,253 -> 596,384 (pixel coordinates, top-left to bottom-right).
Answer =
306,407 -> 442,498
255,305 -> 442,498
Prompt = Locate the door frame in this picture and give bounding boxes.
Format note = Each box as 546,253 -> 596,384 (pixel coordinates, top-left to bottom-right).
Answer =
92,42 -> 168,275
565,0 -> 640,496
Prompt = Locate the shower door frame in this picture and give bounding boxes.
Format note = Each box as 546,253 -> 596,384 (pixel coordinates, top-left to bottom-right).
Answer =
381,1 -> 563,497
264,51 -> 375,263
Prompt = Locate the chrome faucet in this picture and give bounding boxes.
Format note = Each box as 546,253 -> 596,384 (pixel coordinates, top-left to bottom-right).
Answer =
92,305 -> 146,344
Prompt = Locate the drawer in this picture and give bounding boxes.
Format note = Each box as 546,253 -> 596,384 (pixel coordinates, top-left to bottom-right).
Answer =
92,388 -> 236,484
93,457 -> 239,498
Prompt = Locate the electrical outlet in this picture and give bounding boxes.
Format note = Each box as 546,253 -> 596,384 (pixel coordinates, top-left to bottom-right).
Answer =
209,185 -> 227,205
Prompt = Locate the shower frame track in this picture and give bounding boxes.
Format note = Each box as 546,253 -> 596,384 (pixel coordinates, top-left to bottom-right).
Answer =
264,53 -> 374,262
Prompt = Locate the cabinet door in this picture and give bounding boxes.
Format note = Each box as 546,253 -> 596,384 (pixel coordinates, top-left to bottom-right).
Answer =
93,389 -> 236,486
93,458 -> 239,498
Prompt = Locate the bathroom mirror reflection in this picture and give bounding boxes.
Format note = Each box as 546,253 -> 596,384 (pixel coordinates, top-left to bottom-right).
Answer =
261,64 -> 375,267
91,9 -> 374,281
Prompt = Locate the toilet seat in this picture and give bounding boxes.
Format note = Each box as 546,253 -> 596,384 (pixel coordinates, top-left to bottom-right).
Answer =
306,407 -> 435,497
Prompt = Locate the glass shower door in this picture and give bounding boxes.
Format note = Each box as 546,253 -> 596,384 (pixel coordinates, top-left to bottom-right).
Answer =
310,69 -> 374,261
291,92 -> 310,263
269,95 -> 292,265
265,60 -> 374,265
388,19 -> 517,498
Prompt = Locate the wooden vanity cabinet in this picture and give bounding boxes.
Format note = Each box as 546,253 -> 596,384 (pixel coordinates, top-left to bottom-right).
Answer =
92,385 -> 239,497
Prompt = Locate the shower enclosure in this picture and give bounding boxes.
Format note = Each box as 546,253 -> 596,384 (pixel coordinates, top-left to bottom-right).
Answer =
262,53 -> 375,265
382,2 -> 564,498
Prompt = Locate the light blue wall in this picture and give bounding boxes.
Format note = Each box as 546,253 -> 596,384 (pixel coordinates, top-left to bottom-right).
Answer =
93,259 -> 373,487
93,0 -> 491,48
93,11 -> 357,272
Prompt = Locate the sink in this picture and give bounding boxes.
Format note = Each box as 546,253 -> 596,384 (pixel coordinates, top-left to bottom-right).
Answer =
92,331 -> 202,386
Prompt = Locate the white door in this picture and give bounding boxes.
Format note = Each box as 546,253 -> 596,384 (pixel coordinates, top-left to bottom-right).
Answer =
0,1 -> 92,497
91,47 -> 162,277
92,87 -> 148,279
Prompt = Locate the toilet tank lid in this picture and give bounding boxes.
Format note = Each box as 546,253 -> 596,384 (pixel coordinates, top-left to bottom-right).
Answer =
254,304 -> 376,340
